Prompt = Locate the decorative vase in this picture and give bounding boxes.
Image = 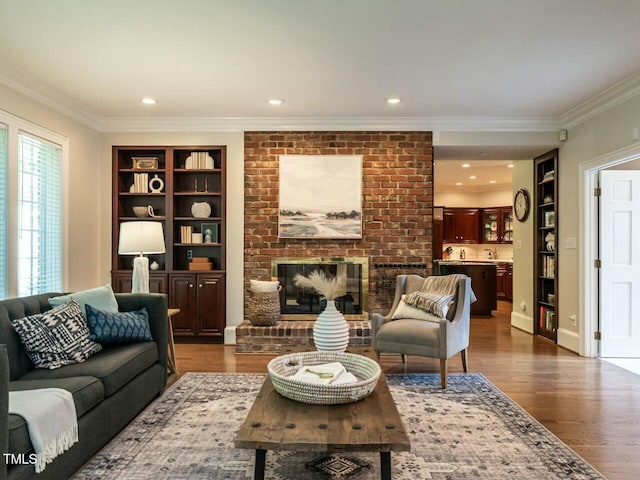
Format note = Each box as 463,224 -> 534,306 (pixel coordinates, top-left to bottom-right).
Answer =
191,201 -> 211,218
313,300 -> 349,352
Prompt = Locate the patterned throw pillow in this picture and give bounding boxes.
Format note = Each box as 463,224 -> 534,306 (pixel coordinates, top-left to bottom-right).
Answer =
12,300 -> 103,370
391,295 -> 440,322
404,291 -> 454,319
85,305 -> 152,344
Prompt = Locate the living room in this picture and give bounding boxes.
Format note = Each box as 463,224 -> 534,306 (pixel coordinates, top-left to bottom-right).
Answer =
1,1 -> 640,479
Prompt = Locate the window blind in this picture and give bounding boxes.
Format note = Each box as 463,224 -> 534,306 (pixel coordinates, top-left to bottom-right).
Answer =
17,131 -> 62,296
0,123 -> 7,299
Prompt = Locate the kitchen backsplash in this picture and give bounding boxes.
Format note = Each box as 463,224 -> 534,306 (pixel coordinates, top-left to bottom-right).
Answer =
442,244 -> 513,261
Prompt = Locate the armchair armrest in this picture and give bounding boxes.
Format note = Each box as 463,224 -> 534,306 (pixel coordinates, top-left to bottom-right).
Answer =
115,293 -> 168,369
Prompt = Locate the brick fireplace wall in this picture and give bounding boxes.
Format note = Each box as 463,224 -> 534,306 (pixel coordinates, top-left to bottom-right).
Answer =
244,131 -> 434,316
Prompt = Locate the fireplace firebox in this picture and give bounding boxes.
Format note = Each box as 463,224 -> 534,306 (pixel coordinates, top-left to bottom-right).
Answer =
271,257 -> 368,320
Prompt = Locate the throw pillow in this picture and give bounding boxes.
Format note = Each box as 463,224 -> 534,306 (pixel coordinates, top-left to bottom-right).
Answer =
49,284 -> 119,319
250,279 -> 280,293
85,304 -> 152,344
404,291 -> 454,319
12,300 -> 102,370
391,295 -> 441,323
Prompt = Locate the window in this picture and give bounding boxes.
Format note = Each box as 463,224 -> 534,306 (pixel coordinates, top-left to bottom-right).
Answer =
0,122 -> 7,298
17,132 -> 63,296
0,110 -> 67,300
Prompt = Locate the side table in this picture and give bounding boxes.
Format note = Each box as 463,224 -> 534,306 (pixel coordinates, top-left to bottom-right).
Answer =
167,308 -> 179,375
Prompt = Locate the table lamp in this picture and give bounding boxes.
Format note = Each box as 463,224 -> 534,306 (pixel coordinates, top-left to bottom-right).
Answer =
118,221 -> 166,293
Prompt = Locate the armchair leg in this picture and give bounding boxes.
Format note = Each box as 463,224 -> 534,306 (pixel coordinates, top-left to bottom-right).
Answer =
461,349 -> 468,372
401,354 -> 407,363
375,350 -> 381,362
439,359 -> 447,389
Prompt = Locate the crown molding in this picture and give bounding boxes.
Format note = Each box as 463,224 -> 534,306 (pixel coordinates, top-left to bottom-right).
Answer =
560,70 -> 640,129
0,68 -> 103,131
99,115 -> 560,133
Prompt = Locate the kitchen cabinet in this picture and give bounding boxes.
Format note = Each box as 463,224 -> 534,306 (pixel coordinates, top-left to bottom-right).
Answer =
169,273 -> 225,341
496,262 -> 513,300
443,208 -> 481,243
437,262 -> 497,315
481,207 -> 513,244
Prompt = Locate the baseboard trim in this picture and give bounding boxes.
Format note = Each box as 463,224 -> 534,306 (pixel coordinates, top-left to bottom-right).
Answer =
224,326 -> 237,345
557,328 -> 580,354
511,311 -> 534,334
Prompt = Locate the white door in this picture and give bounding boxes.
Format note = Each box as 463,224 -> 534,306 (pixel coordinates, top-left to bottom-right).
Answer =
599,170 -> 640,357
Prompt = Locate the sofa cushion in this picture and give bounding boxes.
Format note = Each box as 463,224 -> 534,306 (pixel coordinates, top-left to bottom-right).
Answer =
20,342 -> 158,397
86,305 -> 152,344
48,284 -> 119,319
11,300 -> 102,369
8,376 -> 104,457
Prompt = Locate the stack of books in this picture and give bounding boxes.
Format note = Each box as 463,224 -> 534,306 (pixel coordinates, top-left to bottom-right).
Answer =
180,226 -> 193,244
132,173 -> 149,193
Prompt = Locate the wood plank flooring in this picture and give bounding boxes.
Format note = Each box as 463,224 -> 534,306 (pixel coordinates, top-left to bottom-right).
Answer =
174,301 -> 640,479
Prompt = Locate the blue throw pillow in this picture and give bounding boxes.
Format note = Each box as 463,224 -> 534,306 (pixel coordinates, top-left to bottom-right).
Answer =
85,304 -> 152,344
49,284 -> 119,319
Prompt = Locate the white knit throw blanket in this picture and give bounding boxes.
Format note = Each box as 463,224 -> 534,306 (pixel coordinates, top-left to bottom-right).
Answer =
8,388 -> 78,473
422,274 -> 477,303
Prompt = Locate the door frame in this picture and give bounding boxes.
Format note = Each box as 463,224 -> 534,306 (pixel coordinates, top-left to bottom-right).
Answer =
580,142 -> 640,357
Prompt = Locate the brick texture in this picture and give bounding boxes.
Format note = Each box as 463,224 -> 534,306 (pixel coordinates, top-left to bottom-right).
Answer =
244,131 -> 434,316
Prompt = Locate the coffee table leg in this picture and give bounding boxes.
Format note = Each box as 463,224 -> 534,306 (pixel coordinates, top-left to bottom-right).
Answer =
254,449 -> 266,480
380,451 -> 391,480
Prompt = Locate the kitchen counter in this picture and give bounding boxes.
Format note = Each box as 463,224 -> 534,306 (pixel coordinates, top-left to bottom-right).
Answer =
436,259 -> 513,264
436,262 -> 497,315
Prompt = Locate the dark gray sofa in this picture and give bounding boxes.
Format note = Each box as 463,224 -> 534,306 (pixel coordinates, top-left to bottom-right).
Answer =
0,292 -> 168,480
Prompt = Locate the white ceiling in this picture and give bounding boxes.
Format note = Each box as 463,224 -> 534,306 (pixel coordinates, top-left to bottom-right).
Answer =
435,159 -> 513,193
1,0 -> 640,125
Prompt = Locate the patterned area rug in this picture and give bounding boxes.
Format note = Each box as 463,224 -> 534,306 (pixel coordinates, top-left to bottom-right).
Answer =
73,373 -> 605,480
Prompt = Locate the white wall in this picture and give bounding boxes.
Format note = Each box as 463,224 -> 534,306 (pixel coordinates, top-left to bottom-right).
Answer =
99,132 -> 245,343
510,160 -> 534,332
557,94 -> 640,353
0,83 -> 101,291
435,187 -> 513,208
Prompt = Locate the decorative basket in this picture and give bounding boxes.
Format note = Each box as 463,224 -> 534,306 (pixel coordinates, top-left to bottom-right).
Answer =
247,287 -> 281,326
267,351 -> 381,405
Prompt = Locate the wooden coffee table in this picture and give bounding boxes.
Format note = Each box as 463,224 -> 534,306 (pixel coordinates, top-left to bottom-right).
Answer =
234,348 -> 410,480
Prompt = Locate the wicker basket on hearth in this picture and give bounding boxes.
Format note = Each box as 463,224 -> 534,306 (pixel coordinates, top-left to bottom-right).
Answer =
247,286 -> 282,326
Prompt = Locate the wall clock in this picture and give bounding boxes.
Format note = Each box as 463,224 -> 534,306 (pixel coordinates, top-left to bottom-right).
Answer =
514,189 -> 530,222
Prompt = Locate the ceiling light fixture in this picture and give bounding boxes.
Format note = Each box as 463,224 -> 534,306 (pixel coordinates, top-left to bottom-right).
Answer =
461,163 -> 470,168
489,180 -> 497,184
141,97 -> 156,105
455,182 -> 463,186
507,164 -> 514,168
469,175 -> 477,180
268,98 -> 284,105
386,97 -> 401,104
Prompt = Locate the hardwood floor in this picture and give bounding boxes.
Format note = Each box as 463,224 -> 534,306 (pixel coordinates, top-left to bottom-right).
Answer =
174,301 -> 640,479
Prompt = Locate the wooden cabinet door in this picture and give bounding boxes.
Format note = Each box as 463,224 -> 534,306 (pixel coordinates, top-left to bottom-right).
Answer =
496,263 -> 507,299
505,264 -> 513,300
196,273 -> 225,341
169,274 -> 197,336
456,209 -> 480,243
443,209 -> 458,243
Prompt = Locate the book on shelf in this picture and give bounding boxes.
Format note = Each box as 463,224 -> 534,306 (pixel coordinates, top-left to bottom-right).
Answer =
542,256 -> 555,277
539,306 -> 556,331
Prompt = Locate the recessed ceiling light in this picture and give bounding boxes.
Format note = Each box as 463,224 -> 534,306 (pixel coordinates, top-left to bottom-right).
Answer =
141,97 -> 156,105
268,98 -> 284,105
455,182 -> 463,186
461,163 -> 471,168
386,97 -> 401,104
478,152 -> 489,157
507,164 -> 514,168
489,180 -> 497,184
469,175 -> 477,180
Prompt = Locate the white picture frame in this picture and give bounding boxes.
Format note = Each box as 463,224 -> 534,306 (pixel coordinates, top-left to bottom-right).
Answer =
278,155 -> 362,239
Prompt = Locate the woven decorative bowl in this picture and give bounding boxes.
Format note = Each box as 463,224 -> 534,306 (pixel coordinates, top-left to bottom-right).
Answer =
267,351 -> 381,405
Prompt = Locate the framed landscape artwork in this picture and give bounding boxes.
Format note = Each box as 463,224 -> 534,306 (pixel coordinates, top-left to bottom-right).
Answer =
278,155 -> 362,239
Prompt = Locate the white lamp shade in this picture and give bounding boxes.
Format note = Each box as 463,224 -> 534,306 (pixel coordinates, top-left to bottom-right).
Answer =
118,221 -> 166,255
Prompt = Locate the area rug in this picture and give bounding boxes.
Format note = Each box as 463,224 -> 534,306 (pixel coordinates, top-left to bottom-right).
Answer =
73,373 -> 605,480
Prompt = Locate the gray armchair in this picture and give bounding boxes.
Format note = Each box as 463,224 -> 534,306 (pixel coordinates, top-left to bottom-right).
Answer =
371,274 -> 472,388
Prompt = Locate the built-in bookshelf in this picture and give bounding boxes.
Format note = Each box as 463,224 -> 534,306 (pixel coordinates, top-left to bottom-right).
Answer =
534,149 -> 558,342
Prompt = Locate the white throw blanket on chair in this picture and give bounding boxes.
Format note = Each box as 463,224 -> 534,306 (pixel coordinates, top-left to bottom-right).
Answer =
8,388 -> 78,473
422,274 -> 477,302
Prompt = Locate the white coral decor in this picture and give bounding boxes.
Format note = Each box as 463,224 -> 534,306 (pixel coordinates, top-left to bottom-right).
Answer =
294,270 -> 349,352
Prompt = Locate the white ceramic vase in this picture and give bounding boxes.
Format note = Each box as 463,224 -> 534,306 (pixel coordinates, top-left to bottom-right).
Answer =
313,300 -> 349,352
